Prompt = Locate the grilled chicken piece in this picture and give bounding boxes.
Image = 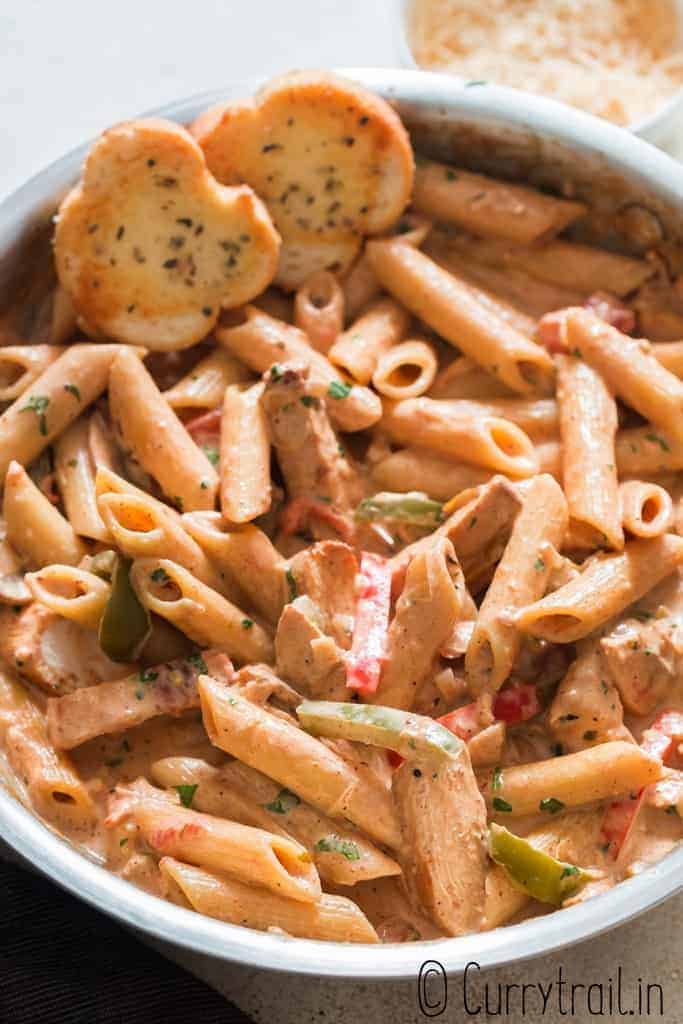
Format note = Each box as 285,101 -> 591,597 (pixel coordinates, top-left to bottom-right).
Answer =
600,615 -> 683,715
287,540 -> 358,649
548,646 -> 632,753
261,362 -> 362,541
275,597 -> 348,701
393,746 -> 488,936
390,476 -> 521,596
0,603 -> 126,696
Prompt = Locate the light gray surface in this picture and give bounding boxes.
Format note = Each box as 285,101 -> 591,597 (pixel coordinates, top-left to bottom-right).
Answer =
151,894 -> 683,1023
1,3 -> 682,1020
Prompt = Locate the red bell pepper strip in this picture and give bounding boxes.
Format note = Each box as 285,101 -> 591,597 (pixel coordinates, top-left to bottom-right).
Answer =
185,407 -> 221,440
438,682 -> 540,744
437,703 -> 481,741
492,682 -> 541,724
601,707 -> 682,858
346,552 -> 392,694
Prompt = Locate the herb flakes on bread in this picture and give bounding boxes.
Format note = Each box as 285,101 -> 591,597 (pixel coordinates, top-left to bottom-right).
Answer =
191,71 -> 415,290
54,119 -> 280,350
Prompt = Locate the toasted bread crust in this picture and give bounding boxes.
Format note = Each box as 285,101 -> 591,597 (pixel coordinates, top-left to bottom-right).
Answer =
192,71 -> 414,289
54,119 -> 280,349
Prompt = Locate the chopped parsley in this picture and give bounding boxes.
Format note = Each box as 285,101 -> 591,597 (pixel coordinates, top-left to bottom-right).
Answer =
241,618 -> 254,630
285,567 -> 298,602
314,836 -> 361,861
492,796 -> 512,813
270,364 -> 284,382
63,383 -> 81,401
492,765 -> 503,791
645,433 -> 671,452
560,865 -> 580,880
119,837 -> 128,847
328,380 -> 352,400
21,395 -> 50,436
175,784 -> 198,808
264,788 -> 300,814
445,168 -> 458,181
632,609 -> 654,622
465,79 -> 487,87
300,394 -> 320,409
534,556 -> 546,571
188,651 -> 208,674
202,445 -> 220,466
539,797 -> 565,814
150,567 -> 170,583
138,669 -> 158,683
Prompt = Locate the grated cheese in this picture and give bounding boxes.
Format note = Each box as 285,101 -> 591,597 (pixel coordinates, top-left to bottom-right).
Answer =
407,0 -> 683,126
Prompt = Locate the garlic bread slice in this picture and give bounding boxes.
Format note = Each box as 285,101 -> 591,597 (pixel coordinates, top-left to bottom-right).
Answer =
54,118 -> 280,350
192,71 -> 414,290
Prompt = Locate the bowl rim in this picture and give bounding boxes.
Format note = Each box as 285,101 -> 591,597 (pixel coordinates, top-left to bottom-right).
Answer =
1,67 -> 682,979
393,0 -> 683,143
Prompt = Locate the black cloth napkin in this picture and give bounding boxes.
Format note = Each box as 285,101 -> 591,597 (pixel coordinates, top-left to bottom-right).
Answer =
0,857 -> 251,1024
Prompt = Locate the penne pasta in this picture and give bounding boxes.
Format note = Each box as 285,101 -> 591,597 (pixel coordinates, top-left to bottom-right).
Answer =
372,339 -> 438,400
46,650 -> 232,749
412,160 -> 586,243
25,565 -> 111,630
0,345 -> 64,403
160,858 -> 378,942
96,491 -> 227,596
108,348 -> 218,512
465,474 -> 568,693
562,308 -> 683,443
198,676 -> 400,849
619,480 -> 673,538
4,461 -> 87,568
480,742 -> 662,817
163,349 -> 252,411
652,340 -> 683,378
429,356 -> 517,401
1,688 -> 95,830
516,534 -> 683,642
182,512 -> 286,625
125,794 -> 321,903
216,306 -> 382,431
371,448 -> 494,501
365,237 -> 555,395
294,270 -> 344,353
219,382 -> 271,524
340,251 -> 382,321
54,416 -> 109,542
151,756 -> 401,886
369,538 -> 465,709
131,558 -> 274,665
556,354 -> 623,550
328,298 -> 411,385
0,344 -> 137,480
381,397 -> 539,478
443,234 -> 655,297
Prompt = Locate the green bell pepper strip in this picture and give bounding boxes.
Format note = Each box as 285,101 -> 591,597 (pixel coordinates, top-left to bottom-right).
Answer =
489,824 -> 594,906
297,700 -> 463,764
354,492 -> 444,528
98,556 -> 151,662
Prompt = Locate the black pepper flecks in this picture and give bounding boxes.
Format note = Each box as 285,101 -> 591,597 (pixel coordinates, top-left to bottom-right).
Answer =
116,225 -> 125,240
262,143 -> 283,153
177,217 -> 193,227
163,258 -> 178,269
169,236 -> 185,249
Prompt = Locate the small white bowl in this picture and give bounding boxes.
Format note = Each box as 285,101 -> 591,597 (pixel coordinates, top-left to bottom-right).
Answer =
396,0 -> 683,146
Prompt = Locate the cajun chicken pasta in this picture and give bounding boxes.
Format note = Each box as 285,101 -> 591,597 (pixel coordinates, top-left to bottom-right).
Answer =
0,70 -> 682,946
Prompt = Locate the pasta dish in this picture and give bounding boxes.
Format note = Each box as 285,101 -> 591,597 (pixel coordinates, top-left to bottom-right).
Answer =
0,70 -> 681,944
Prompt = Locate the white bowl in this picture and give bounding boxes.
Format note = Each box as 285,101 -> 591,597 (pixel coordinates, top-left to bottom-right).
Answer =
396,0 -> 683,145
1,67 -> 682,978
